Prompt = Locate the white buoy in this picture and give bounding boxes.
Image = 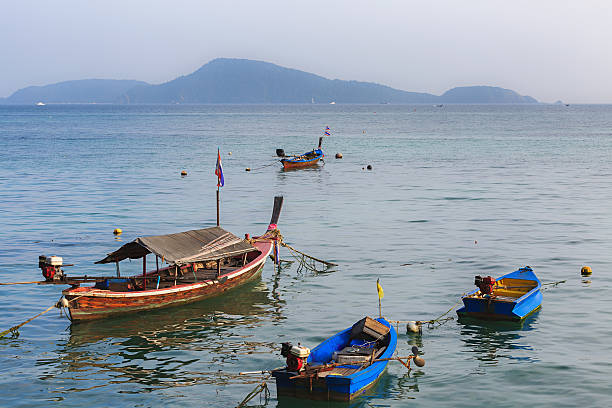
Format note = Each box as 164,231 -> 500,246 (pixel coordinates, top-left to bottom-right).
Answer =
407,321 -> 421,334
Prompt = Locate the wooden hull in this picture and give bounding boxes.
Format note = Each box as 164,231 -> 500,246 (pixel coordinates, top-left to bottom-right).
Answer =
280,149 -> 323,170
63,241 -> 273,322
457,267 -> 542,322
281,157 -> 322,170
272,318 -> 397,402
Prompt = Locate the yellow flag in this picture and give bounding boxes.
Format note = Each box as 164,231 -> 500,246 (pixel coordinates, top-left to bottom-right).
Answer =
376,278 -> 384,299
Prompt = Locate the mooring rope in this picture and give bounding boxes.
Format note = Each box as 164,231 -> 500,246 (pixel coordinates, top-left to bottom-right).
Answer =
280,241 -> 337,267
0,303 -> 56,338
388,294 -> 466,333
284,244 -> 321,273
248,229 -> 337,273
0,294 -> 87,338
235,378 -> 271,408
540,279 -> 566,291
246,161 -> 279,172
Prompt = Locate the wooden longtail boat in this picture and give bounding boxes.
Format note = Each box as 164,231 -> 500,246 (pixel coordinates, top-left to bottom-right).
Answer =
280,136 -> 324,170
40,197 -> 284,322
271,316 -> 397,401
456,266 -> 542,322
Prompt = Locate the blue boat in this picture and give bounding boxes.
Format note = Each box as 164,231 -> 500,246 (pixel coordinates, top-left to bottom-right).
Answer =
271,316 -> 397,401
457,266 -> 542,321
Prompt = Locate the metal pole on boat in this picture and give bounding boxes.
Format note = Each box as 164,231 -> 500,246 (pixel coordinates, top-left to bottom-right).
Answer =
156,256 -> 159,273
115,260 -> 120,278
143,255 -> 146,290
216,186 -> 220,226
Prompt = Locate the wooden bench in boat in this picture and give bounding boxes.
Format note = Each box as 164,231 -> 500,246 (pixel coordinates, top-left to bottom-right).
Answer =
317,367 -> 361,378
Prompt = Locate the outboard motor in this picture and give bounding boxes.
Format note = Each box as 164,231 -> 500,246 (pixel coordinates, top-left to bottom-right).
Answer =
474,275 -> 496,295
280,342 -> 310,372
39,255 -> 65,282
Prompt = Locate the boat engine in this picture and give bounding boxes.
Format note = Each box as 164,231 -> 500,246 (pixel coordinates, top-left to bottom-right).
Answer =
39,255 -> 65,282
280,342 -> 310,372
474,275 -> 495,295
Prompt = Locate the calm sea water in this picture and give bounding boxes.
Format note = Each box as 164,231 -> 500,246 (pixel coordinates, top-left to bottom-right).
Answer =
1,104 -> 611,407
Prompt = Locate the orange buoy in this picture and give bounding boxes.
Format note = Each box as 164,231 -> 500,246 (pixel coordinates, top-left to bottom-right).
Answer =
335,153 -> 343,159
180,170 -> 187,176
581,266 -> 592,276
113,228 -> 122,235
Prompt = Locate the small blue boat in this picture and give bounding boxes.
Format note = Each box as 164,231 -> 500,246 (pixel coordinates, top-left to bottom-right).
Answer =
271,316 -> 397,401
457,266 -> 542,321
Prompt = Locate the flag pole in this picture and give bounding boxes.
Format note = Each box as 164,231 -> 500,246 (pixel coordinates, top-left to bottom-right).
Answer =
215,147 -> 222,226
216,185 -> 220,226
378,296 -> 382,318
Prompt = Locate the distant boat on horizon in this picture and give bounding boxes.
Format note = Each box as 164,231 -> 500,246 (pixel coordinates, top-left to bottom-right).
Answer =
329,101 -> 336,105
36,101 -> 45,106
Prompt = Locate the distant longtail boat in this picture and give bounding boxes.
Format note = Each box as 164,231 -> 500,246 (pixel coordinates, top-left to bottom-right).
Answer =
280,127 -> 329,170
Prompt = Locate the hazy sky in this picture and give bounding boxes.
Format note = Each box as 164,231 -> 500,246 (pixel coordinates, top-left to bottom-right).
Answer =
1,1 -> 611,103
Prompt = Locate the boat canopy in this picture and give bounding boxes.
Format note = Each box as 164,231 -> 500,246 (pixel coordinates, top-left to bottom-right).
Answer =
95,226 -> 256,265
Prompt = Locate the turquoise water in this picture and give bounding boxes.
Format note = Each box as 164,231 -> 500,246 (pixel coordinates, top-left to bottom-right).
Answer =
1,104 -> 611,407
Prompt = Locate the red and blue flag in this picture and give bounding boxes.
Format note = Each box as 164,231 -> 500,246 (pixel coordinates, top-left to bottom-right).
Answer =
215,148 -> 224,187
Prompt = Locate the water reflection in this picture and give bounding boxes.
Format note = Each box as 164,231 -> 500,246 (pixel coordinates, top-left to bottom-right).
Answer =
405,333 -> 424,350
395,370 -> 425,398
274,371 -> 399,408
458,312 -> 539,365
37,278 -> 286,393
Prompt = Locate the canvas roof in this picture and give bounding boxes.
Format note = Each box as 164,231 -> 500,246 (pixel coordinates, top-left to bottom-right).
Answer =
95,226 -> 256,265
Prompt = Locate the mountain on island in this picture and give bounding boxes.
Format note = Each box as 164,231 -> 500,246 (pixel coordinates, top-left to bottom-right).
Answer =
121,58 -> 440,104
440,86 -> 538,104
0,58 -> 538,104
3,79 -> 148,104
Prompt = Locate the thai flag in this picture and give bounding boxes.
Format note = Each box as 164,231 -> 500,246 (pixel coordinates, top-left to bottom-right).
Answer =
215,148 -> 224,187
